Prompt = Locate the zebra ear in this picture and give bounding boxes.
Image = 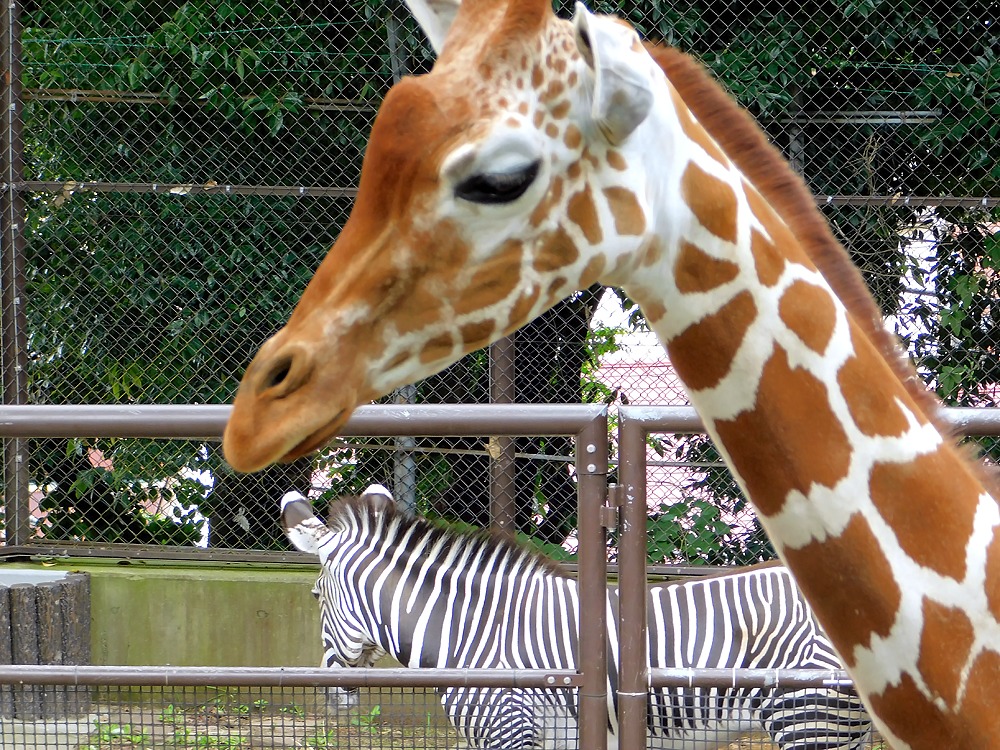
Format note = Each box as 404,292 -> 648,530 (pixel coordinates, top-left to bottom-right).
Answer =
280,491 -> 329,557
361,484 -> 397,517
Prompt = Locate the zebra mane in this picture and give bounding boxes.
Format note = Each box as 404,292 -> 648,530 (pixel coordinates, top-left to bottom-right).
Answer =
326,494 -> 571,579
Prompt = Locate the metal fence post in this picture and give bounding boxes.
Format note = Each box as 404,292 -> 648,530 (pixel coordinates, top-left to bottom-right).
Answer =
575,411 -> 608,750
489,336 -> 517,533
616,411 -> 649,748
0,0 -> 30,546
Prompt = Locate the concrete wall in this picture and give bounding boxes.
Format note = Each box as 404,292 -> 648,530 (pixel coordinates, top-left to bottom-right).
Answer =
0,559 -> 322,667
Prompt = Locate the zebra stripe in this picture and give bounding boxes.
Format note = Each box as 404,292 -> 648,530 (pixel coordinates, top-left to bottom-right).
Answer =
283,487 -> 872,749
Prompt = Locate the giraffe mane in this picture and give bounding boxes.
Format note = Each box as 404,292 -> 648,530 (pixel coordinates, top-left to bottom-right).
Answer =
326,494 -> 571,579
644,43 -> 948,433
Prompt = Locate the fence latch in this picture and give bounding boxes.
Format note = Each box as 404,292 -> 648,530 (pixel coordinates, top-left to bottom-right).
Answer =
601,484 -> 624,530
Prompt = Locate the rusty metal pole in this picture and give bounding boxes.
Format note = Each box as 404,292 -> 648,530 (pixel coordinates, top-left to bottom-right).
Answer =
489,336 -> 517,533
575,411 -> 608,750
0,0 -> 30,546
616,410 -> 649,747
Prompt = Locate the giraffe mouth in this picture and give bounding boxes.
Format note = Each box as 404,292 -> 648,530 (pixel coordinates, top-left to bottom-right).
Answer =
281,409 -> 348,463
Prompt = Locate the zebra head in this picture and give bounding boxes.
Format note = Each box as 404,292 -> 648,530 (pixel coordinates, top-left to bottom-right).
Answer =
281,485 -> 394,708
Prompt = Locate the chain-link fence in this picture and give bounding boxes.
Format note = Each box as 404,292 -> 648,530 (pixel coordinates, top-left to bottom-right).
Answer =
0,667 -> 880,750
1,0 -> 997,560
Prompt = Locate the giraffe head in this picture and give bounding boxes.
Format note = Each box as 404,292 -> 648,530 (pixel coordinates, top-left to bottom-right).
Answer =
224,0 -> 665,471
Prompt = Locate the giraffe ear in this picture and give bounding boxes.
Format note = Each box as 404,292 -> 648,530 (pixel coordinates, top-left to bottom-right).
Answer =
404,0 -> 462,55
572,3 -> 654,145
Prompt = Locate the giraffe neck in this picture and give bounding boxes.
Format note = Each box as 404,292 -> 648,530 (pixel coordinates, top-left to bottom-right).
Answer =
607,47 -> 1000,750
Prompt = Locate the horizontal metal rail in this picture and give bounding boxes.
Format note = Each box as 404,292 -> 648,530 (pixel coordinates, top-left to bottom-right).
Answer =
650,668 -> 854,690
0,665 -> 582,689
0,403 -> 994,438
612,405 -> 1000,436
6,181 -> 997,209
0,403 -> 608,439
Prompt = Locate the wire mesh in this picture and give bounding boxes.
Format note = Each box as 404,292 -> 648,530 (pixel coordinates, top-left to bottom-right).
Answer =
2,0 -> 998,561
0,681 -> 885,750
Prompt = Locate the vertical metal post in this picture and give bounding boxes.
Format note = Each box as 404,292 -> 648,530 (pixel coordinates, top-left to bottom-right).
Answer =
1,0 -> 30,545
391,385 -> 418,513
489,337 -> 516,533
575,412 -> 608,750
616,411 -> 649,748
385,14 -> 418,513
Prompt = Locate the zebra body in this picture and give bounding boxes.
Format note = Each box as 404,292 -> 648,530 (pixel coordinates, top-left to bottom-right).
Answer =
282,487 -> 871,749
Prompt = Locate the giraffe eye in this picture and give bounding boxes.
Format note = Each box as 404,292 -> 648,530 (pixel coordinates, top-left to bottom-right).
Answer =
454,161 -> 540,204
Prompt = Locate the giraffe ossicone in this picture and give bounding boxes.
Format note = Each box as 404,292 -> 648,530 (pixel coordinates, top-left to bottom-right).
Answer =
224,0 -> 1000,746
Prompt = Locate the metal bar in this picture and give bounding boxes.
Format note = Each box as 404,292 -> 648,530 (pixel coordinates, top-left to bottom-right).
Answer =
575,413 -> 609,750
0,403 -> 610,439
613,405 -> 1000,437
7,181 -> 997,209
12,181 -> 357,199
0,664 -> 582,689
1,0 -> 30,546
489,336 -> 517,533
651,667 -> 853,689
615,412 -> 651,749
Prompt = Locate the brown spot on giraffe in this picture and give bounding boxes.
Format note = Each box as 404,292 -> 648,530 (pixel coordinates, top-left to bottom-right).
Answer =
533,225 -> 580,272
641,240 -> 663,267
545,276 -> 568,297
670,86 -> 729,168
505,285 -> 541,333
460,319 -> 496,350
869,675 -> 959,747
667,290 -> 756,392
750,228 -> 785,287
714,345 -> 852,516
533,110 -> 545,129
550,100 -> 570,119
531,63 -> 545,89
606,150 -> 627,171
567,185 -> 603,245
419,332 -> 454,364
744,182 -> 813,270
567,160 -> 582,180
602,186 -> 646,236
869,447 -> 981,581
917,598 -> 975,707
985,526 -> 1000,621
680,162 -> 738,244
563,124 -> 582,150
642,300 -> 667,324
541,80 -> 564,103
578,254 -> 606,288
392,281 -> 447,337
517,101 -> 529,116
781,513 -> 900,665
454,240 -> 523,316
673,240 -> 739,294
778,279 -> 836,354
545,122 -> 559,138
958,648 -> 1000,741
529,176 -> 564,228
837,325 -> 912,437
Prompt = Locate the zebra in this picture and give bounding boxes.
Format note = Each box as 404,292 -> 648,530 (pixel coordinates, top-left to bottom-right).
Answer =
282,485 -> 873,749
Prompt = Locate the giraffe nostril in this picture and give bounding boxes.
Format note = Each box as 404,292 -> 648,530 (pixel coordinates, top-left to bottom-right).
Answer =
256,347 -> 312,399
263,357 -> 292,391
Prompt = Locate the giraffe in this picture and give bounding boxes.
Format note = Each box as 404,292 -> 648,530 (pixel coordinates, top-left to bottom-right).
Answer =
222,0 -> 1000,746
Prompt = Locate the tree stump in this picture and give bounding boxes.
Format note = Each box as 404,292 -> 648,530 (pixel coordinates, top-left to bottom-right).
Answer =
0,570 -> 91,719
